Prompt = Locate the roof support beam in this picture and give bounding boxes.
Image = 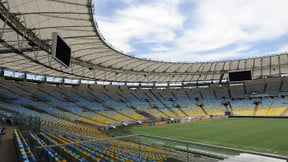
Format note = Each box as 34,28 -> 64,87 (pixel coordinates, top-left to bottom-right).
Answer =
0,47 -> 37,54
0,2 -> 51,53
29,25 -> 93,31
0,38 -> 93,79
13,12 -> 89,16
47,0 -> 90,7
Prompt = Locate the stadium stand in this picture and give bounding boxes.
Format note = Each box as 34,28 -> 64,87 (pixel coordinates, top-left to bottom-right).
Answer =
1,78 -> 288,126
14,129 -> 36,162
1,77 -> 288,161
1,0 -> 288,161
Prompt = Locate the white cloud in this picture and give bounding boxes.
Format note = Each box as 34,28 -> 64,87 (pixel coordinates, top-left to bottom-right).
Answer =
95,1 -> 185,52
279,46 -> 288,53
94,0 -> 288,62
176,0 -> 288,53
138,45 -> 250,62
149,45 -> 170,52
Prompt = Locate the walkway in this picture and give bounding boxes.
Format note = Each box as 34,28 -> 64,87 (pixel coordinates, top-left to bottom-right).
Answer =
0,123 -> 18,162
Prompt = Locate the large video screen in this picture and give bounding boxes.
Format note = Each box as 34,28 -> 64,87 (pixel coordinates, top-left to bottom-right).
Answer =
228,70 -> 252,82
52,32 -> 71,67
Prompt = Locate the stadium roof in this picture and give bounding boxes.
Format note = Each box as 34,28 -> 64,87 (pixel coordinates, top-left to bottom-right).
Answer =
0,0 -> 288,82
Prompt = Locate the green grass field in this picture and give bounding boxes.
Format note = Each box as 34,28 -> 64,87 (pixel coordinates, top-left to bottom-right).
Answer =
108,118 -> 288,156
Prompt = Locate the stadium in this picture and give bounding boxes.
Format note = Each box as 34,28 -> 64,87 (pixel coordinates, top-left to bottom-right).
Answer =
0,0 -> 288,161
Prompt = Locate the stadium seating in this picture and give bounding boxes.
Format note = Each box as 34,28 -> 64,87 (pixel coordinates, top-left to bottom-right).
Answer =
2,78 -> 288,125
1,77 -> 288,161
14,129 -> 36,162
12,118 -> 169,162
231,100 -> 254,116
29,132 -> 66,162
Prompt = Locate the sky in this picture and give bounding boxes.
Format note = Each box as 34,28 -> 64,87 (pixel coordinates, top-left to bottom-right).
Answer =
92,0 -> 288,63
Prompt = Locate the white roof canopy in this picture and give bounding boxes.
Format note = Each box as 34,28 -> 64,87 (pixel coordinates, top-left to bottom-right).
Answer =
0,0 -> 287,82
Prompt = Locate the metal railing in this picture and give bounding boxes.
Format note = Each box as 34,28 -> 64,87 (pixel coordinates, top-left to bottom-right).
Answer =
139,134 -> 288,161
32,133 -> 288,162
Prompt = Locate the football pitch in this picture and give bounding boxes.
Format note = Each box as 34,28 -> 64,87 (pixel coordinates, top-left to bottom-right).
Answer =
109,118 -> 288,156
